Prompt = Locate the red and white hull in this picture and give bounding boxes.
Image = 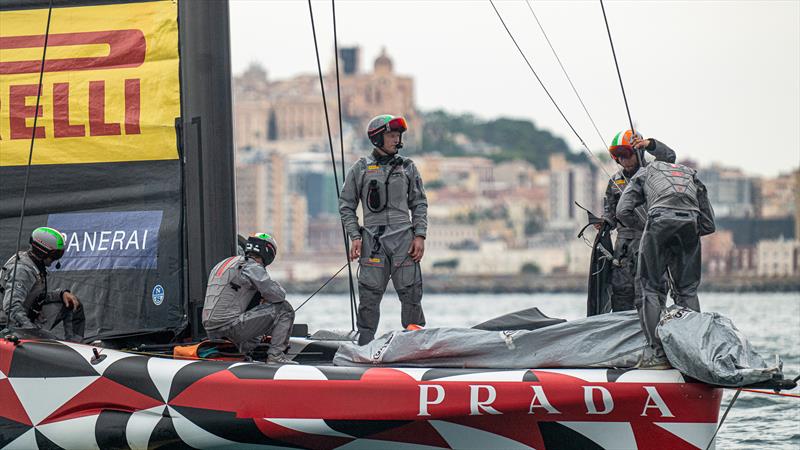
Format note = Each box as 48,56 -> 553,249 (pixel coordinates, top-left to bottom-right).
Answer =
0,338 -> 722,449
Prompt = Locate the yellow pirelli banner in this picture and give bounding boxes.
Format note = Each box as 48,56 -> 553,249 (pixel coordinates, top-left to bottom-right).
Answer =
0,0 -> 180,166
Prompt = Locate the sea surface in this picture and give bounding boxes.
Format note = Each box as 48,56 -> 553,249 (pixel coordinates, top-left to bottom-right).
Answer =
286,291 -> 800,449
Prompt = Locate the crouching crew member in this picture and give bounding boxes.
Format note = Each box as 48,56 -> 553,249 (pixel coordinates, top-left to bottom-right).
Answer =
1,227 -> 85,342
339,114 -> 428,345
202,233 -> 297,365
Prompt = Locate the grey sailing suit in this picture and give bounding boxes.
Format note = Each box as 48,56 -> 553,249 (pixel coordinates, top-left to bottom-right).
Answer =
339,152 -> 428,345
202,255 -> 294,356
616,161 -> 715,356
602,139 -> 676,311
0,252 -> 85,342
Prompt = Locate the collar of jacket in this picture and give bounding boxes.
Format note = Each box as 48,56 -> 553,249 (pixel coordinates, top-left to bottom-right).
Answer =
371,149 -> 402,165
25,250 -> 47,275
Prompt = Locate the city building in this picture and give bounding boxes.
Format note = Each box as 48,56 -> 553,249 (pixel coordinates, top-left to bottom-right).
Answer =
548,154 -> 597,229
756,169 -> 798,219
415,155 -> 495,193
236,148 -> 308,254
422,238 -> 568,276
425,221 -> 481,254
233,48 -> 421,153
701,230 -> 735,275
756,237 -> 800,277
698,164 -> 755,218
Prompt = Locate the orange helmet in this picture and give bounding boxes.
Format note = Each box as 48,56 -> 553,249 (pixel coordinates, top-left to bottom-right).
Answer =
608,129 -> 641,161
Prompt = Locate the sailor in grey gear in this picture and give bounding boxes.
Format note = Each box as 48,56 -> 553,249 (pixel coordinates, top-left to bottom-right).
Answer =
202,233 -> 296,364
602,132 -> 676,311
616,161 -> 715,358
339,114 -> 427,345
0,227 -> 85,342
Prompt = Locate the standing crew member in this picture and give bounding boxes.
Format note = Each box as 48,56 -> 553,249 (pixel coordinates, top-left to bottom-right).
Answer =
616,160 -> 715,363
202,233 -> 297,364
599,130 -> 676,311
339,114 -> 428,345
1,227 -> 85,342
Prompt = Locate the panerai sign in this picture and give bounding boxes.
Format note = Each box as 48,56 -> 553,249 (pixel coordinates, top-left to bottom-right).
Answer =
47,211 -> 162,271
418,384 -> 674,418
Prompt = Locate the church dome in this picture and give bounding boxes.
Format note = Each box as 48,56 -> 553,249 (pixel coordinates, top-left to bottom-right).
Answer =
374,48 -> 393,73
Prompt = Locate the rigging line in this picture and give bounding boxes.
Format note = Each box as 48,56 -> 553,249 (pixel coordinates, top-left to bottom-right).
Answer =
740,388 -> 800,399
488,1 -> 631,199
331,0 -> 358,332
599,0 -> 635,134
525,0 -> 607,149
6,0 -> 54,331
294,261 -> 348,312
491,0 -> 650,234
705,388 -> 741,450
488,0 -> 590,152
331,0 -> 347,186
523,0 -> 639,205
307,0 -> 357,331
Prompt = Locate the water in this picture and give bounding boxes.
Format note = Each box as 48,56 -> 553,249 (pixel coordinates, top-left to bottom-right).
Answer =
287,291 -> 800,449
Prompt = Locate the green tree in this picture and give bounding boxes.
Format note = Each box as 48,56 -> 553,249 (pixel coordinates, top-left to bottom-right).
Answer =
521,262 -> 541,274
420,110 -> 587,168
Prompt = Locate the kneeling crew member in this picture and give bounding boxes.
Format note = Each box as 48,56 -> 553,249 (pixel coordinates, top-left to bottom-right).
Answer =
202,233 -> 296,365
616,160 -> 715,359
1,227 -> 85,342
339,114 -> 428,345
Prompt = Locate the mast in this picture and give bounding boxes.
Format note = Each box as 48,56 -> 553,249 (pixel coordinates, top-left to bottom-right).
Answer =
178,0 -> 238,339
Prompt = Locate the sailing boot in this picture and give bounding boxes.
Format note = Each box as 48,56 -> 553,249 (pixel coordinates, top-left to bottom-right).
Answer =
266,354 -> 298,365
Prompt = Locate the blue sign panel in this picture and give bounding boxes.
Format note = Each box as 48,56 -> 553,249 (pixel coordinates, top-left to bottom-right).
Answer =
47,211 -> 163,271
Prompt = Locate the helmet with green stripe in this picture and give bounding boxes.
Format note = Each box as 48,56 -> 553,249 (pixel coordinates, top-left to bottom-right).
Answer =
367,114 -> 408,148
608,129 -> 642,162
245,232 -> 278,266
30,227 -> 65,262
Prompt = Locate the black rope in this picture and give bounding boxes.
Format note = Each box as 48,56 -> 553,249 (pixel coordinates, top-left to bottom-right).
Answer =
330,0 -> 358,333
307,0 -> 356,332
510,0 -> 645,225
525,0 -> 607,149
705,388 -> 741,450
489,2 -> 625,194
488,0 -> 590,152
294,262 -> 348,312
6,0 -> 54,332
520,0 -> 621,191
599,0 -> 635,135
332,0 -> 347,186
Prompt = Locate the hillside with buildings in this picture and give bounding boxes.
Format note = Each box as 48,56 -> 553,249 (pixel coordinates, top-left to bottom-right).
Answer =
419,110 -> 588,167
232,47 -> 799,290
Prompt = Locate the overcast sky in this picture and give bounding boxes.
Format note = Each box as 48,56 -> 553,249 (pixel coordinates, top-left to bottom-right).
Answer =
229,0 -> 799,177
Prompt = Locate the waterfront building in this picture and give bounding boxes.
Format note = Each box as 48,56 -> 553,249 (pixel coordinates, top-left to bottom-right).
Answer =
548,154 -> 597,229
698,164 -> 755,218
756,237 -> 800,277
756,169 -> 798,219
